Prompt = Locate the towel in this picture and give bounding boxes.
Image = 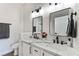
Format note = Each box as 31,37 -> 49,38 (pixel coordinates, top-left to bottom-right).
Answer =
66,13 -> 75,37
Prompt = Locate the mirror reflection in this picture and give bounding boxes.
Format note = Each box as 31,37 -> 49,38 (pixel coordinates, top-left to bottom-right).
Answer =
32,16 -> 43,34
49,8 -> 70,36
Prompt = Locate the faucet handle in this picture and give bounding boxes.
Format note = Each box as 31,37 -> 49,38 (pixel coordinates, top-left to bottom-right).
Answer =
61,41 -> 67,45
53,39 -> 55,43
61,41 -> 64,45
56,36 -> 58,39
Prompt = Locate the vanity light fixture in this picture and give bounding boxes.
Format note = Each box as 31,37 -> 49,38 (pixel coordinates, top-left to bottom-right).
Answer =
49,3 -> 52,5
35,9 -> 39,13
49,3 -> 58,6
35,6 -> 41,13
32,11 -> 34,13
32,9 -> 39,13
55,3 -> 58,5
32,6 -> 42,13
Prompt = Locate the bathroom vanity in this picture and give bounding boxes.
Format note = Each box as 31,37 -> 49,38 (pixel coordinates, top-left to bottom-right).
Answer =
19,3 -> 79,56
19,36 -> 79,56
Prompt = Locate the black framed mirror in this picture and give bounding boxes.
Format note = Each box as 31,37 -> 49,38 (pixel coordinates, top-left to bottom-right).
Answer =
32,16 -> 43,34
49,8 -> 71,36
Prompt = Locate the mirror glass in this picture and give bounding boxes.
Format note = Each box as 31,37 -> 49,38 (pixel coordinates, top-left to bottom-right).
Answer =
32,16 -> 43,34
55,15 -> 68,36
49,8 -> 70,36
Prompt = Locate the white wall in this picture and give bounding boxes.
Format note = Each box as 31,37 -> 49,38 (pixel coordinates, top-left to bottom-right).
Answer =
23,3 -> 47,33
0,3 -> 22,45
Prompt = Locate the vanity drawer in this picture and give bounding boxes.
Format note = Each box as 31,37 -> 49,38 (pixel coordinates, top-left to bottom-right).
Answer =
31,46 -> 42,56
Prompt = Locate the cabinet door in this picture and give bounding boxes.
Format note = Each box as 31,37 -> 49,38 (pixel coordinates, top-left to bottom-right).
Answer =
23,42 -> 31,56
19,41 -> 23,56
43,51 -> 60,56
43,51 -> 54,56
31,46 -> 43,56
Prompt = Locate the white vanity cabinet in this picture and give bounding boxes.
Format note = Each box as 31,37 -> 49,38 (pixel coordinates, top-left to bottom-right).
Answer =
42,50 -> 60,56
31,45 -> 59,56
42,51 -> 54,56
31,46 -> 43,56
22,42 -> 31,56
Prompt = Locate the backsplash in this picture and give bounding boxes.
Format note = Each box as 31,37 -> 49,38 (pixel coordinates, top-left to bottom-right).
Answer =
47,35 -> 73,47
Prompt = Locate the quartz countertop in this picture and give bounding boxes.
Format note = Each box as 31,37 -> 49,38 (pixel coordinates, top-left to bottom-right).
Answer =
31,43 -> 79,56
21,38 -> 53,43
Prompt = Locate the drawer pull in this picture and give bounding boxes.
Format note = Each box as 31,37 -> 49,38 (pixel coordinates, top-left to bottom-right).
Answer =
42,53 -> 44,56
29,47 -> 31,54
34,50 -> 38,52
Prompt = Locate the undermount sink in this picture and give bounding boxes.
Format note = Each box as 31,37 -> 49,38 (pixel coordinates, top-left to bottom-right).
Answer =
38,42 -> 68,51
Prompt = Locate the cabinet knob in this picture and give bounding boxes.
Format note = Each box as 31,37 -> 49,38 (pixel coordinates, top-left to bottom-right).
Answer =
42,53 -> 44,56
34,50 -> 38,52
